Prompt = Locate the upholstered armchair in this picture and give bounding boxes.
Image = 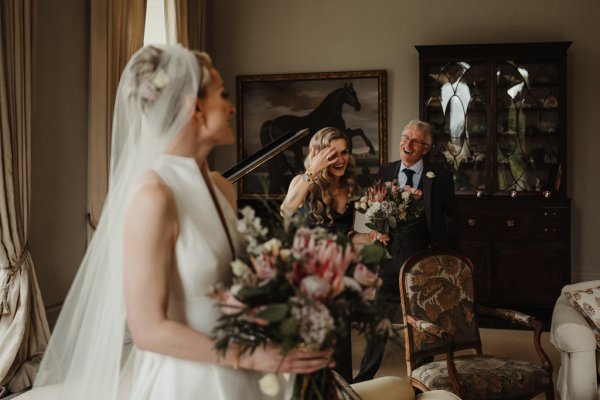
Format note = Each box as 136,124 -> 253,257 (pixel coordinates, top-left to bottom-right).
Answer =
399,249 -> 554,400
551,280 -> 600,400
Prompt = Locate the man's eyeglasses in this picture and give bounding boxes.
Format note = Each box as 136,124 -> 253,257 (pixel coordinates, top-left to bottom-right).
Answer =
401,135 -> 430,148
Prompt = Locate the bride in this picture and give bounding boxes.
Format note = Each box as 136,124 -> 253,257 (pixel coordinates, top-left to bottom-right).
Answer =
32,44 -> 332,399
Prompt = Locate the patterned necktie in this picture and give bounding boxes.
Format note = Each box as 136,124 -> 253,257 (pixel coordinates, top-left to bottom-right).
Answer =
403,168 -> 415,187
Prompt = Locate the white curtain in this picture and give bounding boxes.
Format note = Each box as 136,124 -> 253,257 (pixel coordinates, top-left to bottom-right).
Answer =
0,0 -> 50,396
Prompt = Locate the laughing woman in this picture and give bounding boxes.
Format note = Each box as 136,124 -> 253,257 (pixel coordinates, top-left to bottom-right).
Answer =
280,127 -> 389,383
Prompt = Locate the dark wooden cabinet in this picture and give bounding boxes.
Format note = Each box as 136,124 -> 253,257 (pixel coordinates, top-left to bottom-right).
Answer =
416,42 -> 571,327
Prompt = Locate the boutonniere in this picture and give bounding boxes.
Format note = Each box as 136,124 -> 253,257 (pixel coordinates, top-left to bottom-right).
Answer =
426,171 -> 436,179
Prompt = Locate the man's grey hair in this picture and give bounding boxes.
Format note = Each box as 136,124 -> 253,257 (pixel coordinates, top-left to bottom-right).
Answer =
402,119 -> 433,145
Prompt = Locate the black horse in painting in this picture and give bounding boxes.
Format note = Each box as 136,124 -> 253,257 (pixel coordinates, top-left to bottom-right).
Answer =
260,83 -> 374,173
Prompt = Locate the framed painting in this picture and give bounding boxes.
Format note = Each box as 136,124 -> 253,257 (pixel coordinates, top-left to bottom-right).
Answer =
236,70 -> 387,199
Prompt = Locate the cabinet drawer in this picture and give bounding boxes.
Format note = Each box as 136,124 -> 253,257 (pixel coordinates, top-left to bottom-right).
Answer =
460,207 -> 569,241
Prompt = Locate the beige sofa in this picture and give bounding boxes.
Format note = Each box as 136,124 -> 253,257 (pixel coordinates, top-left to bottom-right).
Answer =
551,280 -> 600,400
351,377 -> 460,400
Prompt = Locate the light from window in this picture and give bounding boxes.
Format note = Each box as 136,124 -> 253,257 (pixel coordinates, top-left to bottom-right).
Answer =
144,0 -> 166,45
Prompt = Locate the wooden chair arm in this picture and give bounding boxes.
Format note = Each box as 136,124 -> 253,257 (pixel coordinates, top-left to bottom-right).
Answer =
475,304 -> 553,372
411,319 -> 451,340
476,304 -> 534,327
406,316 -> 463,396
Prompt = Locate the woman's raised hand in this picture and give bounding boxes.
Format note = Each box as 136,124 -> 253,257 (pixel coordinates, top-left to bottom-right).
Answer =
308,146 -> 339,175
242,342 -> 334,374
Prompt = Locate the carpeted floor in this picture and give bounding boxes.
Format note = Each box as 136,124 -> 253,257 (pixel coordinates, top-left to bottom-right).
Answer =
4,327 -> 561,399
351,327 -> 561,399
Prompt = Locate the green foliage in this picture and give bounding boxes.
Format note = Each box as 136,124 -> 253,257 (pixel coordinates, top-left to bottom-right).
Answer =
360,243 -> 386,265
256,303 -> 289,322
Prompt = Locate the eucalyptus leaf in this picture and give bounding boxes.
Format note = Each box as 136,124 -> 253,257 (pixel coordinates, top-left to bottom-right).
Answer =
360,244 -> 386,264
256,303 -> 289,322
388,216 -> 397,228
236,286 -> 268,302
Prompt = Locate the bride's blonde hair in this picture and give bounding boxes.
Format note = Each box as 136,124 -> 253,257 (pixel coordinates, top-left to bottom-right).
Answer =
304,127 -> 360,225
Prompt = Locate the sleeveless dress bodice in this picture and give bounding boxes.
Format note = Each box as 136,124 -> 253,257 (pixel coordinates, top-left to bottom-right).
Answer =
303,201 -> 355,235
128,154 -> 289,399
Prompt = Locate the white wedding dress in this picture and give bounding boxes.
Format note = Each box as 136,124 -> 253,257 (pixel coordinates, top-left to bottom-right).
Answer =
127,154 -> 289,399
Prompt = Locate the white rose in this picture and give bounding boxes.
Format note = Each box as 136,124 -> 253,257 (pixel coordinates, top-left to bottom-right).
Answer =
262,238 -> 281,254
151,68 -> 169,89
426,171 -> 436,178
401,191 -> 410,200
365,201 -> 381,218
300,276 -> 331,300
259,372 -> 280,397
236,220 -> 248,233
230,259 -> 247,277
342,276 -> 362,292
240,206 -> 255,219
280,249 -> 291,261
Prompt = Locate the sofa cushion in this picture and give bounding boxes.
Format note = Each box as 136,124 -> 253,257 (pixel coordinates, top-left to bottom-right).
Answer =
563,284 -> 600,349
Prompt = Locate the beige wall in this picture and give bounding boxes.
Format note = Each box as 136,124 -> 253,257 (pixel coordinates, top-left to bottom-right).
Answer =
30,0 -> 89,324
206,0 -> 600,282
27,0 -> 600,321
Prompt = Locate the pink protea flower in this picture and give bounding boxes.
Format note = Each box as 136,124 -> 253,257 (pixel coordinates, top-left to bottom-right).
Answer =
291,238 -> 354,299
367,182 -> 387,203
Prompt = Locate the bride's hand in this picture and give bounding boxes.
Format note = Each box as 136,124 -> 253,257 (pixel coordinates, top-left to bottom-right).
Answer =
242,342 -> 335,374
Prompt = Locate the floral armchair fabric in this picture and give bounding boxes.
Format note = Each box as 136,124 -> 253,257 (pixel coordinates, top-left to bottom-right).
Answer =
399,250 -> 555,400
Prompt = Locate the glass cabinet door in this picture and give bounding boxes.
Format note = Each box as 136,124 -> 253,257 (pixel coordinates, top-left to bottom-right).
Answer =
495,61 -> 561,194
423,61 -> 489,194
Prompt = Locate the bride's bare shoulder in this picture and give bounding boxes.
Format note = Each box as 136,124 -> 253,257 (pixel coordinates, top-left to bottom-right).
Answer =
126,171 -> 177,226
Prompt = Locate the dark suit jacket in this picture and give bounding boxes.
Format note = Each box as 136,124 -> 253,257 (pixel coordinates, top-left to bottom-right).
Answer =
379,159 -> 461,257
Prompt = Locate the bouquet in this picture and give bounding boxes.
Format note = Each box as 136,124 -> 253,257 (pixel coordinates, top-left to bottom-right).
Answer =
211,206 -> 389,399
355,179 -> 424,240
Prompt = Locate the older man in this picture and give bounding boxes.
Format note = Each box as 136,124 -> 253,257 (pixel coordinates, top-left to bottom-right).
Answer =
355,119 -> 461,382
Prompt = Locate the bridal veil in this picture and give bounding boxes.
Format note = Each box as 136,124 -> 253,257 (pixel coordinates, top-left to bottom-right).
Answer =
34,44 -> 210,399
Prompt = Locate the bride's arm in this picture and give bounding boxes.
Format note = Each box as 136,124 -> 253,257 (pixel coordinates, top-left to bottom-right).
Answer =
123,173 -> 332,373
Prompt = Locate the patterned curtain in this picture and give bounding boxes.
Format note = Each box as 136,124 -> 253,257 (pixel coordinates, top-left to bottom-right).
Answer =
0,0 -> 50,396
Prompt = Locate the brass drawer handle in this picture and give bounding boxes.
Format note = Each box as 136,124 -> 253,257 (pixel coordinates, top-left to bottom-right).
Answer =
544,227 -> 558,233
468,218 -> 476,226
544,211 -> 557,217
506,219 -> 515,228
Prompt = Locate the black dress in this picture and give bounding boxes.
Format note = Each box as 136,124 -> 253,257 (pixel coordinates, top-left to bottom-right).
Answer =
301,201 -> 355,383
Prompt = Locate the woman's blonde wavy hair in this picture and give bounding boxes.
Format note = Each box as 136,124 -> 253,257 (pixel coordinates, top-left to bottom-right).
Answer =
304,127 -> 360,225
